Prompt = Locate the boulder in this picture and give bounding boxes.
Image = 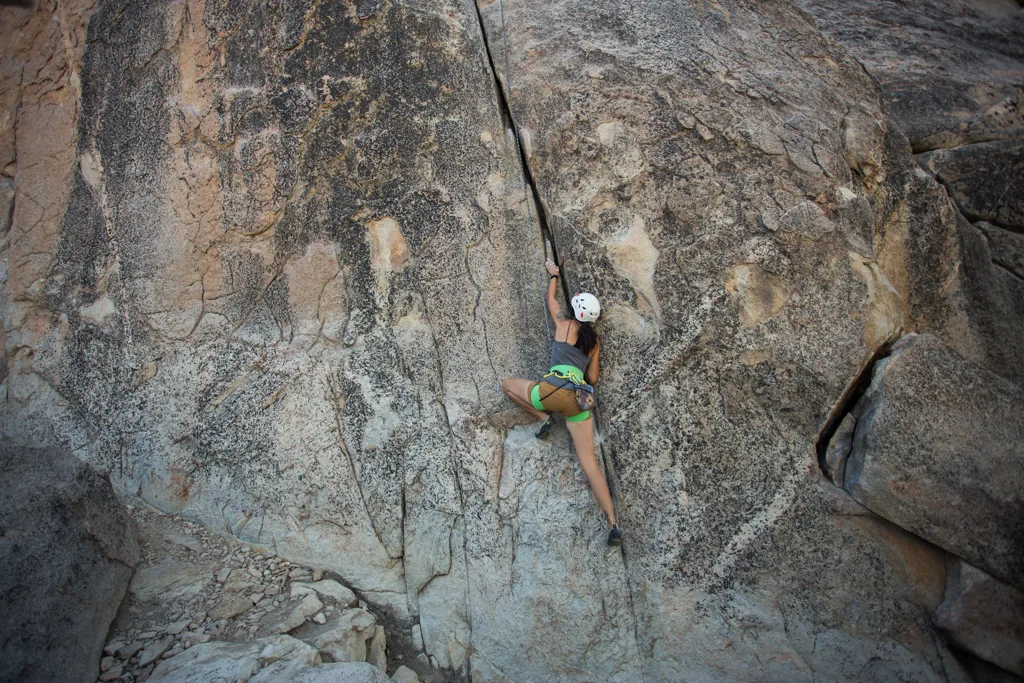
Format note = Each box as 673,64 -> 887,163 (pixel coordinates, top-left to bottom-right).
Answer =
150,635 -> 389,683
272,592 -> 324,634
313,608 -> 378,663
139,636 -> 176,667
149,635 -> 316,682
934,556 -> 1024,677
208,595 -> 255,621
251,660 -> 391,683
842,334 -> 1024,588
366,625 -> 387,670
391,665 -> 420,683
291,579 -> 357,606
0,444 -> 139,683
130,558 -> 214,602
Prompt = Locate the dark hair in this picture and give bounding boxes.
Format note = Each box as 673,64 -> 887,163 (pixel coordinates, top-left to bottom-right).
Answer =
575,320 -> 598,355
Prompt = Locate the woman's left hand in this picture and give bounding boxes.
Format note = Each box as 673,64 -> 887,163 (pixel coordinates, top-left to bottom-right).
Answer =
545,259 -> 559,277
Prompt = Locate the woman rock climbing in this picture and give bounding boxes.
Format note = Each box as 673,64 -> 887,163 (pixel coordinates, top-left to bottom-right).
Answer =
500,258 -> 622,546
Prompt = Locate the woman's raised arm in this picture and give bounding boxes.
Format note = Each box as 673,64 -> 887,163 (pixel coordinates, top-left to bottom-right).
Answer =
545,259 -> 562,321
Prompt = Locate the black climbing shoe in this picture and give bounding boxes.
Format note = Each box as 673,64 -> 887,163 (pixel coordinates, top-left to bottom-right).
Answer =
607,524 -> 622,547
535,415 -> 554,439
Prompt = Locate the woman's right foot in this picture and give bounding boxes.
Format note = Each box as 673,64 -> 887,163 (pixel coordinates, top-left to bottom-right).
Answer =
607,524 -> 622,546
535,415 -> 555,439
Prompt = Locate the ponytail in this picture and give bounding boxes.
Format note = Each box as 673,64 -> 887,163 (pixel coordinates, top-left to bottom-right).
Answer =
576,321 -> 598,355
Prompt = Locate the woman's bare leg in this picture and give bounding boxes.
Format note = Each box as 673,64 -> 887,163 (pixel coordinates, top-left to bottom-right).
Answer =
565,417 -> 617,527
501,377 -> 548,421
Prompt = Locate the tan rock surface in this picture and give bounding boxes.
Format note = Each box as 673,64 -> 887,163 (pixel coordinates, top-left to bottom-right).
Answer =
0,1 -> 1021,682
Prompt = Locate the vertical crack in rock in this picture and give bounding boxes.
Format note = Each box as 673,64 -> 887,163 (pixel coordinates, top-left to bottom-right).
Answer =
471,0 -> 568,306
326,371 -> 399,561
471,3 -> 646,677
815,341 -> 894,484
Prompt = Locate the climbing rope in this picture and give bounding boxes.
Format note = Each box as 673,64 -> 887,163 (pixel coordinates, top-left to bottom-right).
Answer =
496,0 -> 621,520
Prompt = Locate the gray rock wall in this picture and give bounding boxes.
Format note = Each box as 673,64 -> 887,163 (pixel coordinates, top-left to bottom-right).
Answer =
0,444 -> 140,683
1,0 -> 1022,681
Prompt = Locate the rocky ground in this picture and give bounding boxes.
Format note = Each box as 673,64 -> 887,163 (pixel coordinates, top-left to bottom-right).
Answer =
98,498 -> 429,683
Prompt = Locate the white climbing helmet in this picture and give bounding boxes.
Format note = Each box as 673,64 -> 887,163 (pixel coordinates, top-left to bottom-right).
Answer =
571,293 -> 601,322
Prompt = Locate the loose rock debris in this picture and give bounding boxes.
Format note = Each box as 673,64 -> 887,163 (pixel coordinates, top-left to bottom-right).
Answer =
99,498 -> 425,683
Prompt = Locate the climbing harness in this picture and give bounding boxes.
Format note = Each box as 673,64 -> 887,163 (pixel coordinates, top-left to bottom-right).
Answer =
540,368 -> 596,412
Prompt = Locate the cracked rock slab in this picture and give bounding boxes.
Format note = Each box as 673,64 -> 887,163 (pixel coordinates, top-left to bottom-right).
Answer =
843,334 -> 1024,589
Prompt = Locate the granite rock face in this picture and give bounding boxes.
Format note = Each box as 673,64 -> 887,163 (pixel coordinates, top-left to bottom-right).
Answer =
0,0 -> 1022,682
0,443 -> 140,683
476,1 -> 977,681
935,556 -> 1024,677
794,0 -> 1024,152
797,0 -> 1024,386
834,334 -> 1024,589
918,140 -> 1024,231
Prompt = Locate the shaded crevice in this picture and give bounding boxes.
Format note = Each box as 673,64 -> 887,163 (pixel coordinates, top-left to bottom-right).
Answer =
815,341 -> 893,482
471,0 -> 570,305
472,6 -> 646,680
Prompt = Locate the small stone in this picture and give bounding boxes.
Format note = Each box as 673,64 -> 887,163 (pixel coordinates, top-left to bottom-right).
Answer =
290,580 -> 356,606
392,665 -> 420,683
358,600 -> 368,610
429,655 -> 438,668
100,656 -> 115,672
247,566 -> 262,579
367,625 -> 386,670
138,631 -> 158,640
99,663 -> 123,681
415,653 -> 429,667
313,568 -> 325,581
313,612 -> 326,625
216,567 -> 231,583
208,595 -> 253,621
139,636 -> 174,667
103,641 -> 125,656
271,593 -> 323,633
161,645 -> 182,660
412,624 -> 424,652
163,619 -> 190,636
180,633 -> 211,649
250,592 -> 264,604
118,641 -> 145,659
265,585 -> 280,597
